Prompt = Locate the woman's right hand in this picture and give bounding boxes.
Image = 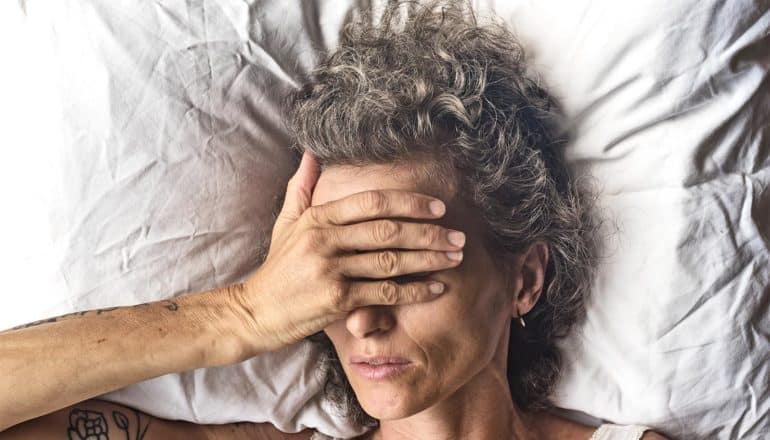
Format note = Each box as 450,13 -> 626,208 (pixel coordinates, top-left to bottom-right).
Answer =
233,151 -> 466,353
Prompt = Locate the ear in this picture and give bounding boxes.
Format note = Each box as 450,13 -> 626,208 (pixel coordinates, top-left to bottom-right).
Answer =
509,240 -> 549,317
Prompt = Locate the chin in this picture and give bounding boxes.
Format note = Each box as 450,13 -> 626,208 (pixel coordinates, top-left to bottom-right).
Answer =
357,388 -> 432,421
360,400 -> 412,421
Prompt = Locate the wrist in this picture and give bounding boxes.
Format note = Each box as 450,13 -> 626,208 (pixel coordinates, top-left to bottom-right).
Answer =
177,285 -> 263,367
222,281 -> 277,359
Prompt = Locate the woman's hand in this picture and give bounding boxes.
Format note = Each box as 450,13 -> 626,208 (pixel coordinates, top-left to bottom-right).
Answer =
233,151 -> 466,352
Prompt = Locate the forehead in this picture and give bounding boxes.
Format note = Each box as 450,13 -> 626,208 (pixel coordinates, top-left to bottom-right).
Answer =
311,161 -> 456,207
309,160 -> 500,266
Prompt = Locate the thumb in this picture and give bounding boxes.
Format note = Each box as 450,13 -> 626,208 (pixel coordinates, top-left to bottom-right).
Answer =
277,150 -> 321,225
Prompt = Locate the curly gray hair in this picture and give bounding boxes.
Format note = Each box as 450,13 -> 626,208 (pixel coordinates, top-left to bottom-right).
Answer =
276,0 -> 601,429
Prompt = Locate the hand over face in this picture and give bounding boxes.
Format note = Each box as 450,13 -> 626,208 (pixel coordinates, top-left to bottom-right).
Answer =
235,152 -> 466,352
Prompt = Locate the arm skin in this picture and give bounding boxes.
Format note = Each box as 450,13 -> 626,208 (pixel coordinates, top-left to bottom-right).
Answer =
0,285 -> 263,431
0,287 -> 674,440
0,399 -> 671,440
0,398 -> 312,440
531,410 -> 673,440
0,286 -> 674,440
2,400 -> 671,440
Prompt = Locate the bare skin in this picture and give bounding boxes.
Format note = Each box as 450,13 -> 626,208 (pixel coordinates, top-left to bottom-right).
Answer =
0,152 -> 670,439
307,160 -> 668,440
312,161 -> 585,440
1,398 -> 670,439
0,152 -> 464,430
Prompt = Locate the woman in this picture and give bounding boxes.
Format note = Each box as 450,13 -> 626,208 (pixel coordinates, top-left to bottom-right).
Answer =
0,1 -> 669,439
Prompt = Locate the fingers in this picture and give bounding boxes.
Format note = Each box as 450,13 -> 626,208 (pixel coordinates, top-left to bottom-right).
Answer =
306,189 -> 446,226
337,249 -> 463,279
340,279 -> 446,311
277,151 -> 321,226
331,219 -> 465,253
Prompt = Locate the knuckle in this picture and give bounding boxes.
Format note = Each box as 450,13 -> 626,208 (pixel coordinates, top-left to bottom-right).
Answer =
328,281 -> 348,310
305,206 -> 323,225
323,254 -> 340,273
322,226 -> 338,248
423,250 -> 441,266
409,283 -> 424,301
376,250 -> 400,275
373,219 -> 400,243
425,224 -> 442,245
410,195 -> 425,213
379,281 -> 399,305
305,228 -> 329,251
361,191 -> 387,214
312,256 -> 336,281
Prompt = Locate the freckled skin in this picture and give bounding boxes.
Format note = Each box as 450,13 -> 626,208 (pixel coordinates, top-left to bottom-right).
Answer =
311,161 -> 523,429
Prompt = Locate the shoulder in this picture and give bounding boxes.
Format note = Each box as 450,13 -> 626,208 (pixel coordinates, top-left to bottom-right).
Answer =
206,423 -> 314,440
589,423 -> 670,440
213,423 -> 370,440
527,411 -> 669,440
305,429 -> 372,440
526,410 -> 596,439
591,423 -> 668,440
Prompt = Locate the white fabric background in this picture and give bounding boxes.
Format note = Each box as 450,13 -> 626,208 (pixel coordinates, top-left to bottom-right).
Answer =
0,1 -> 767,438
479,2 -> 770,439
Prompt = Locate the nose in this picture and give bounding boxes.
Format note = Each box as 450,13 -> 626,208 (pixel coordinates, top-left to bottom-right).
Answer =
346,305 -> 395,339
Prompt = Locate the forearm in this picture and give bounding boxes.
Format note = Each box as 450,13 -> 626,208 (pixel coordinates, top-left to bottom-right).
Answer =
1,398 -> 211,440
0,399 -> 309,440
0,285 -> 255,431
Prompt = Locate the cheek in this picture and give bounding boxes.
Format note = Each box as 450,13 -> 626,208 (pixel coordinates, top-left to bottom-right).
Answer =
323,321 -> 348,354
438,268 -> 506,364
402,285 -> 500,388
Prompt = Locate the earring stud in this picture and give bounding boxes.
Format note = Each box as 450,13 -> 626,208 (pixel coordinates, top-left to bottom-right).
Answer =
516,307 -> 526,328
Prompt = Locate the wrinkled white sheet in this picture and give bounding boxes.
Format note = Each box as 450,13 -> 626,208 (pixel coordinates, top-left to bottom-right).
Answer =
484,2 -> 770,439
0,0 -> 767,438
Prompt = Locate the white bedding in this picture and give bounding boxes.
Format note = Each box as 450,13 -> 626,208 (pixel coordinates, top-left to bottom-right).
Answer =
0,0 -> 767,438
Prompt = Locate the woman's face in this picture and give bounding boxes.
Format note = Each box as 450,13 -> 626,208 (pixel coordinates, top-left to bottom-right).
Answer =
310,161 -> 518,421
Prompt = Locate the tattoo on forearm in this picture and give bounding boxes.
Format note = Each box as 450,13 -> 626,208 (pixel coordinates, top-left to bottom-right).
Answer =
66,408 -> 150,440
113,409 -> 151,440
10,311 -> 89,330
8,300 -> 180,331
67,409 -> 108,440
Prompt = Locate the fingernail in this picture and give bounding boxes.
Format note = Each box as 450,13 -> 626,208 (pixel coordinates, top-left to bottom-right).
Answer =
429,282 -> 445,294
447,231 -> 465,247
445,251 -> 463,261
429,200 -> 446,216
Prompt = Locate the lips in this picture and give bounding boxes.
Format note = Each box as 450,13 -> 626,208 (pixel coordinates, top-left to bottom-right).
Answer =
350,355 -> 411,365
349,355 -> 414,381
350,362 -> 413,380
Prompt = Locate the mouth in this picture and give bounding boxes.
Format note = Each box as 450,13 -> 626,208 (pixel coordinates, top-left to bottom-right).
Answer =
350,362 -> 413,380
350,355 -> 411,365
349,356 -> 413,380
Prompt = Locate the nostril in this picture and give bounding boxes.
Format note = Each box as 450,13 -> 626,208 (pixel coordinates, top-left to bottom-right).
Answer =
346,305 -> 396,339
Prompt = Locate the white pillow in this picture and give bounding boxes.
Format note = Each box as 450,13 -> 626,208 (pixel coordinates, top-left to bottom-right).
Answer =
1,0 -> 767,438
478,1 -> 770,438
0,1 -> 366,438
